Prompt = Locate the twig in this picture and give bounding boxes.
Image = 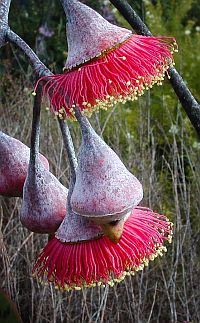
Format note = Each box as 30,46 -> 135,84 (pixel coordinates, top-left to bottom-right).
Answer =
30,86 -> 42,165
6,29 -> 50,78
58,119 -> 77,182
110,0 -> 200,136
5,28 -> 78,177
110,0 -> 151,36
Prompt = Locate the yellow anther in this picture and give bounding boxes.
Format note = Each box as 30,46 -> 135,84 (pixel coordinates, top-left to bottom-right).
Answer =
108,281 -> 114,287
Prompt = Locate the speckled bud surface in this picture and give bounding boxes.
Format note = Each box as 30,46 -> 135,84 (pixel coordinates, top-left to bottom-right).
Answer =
20,157 -> 68,233
63,0 -> 131,69
71,124 -> 143,222
56,208 -> 103,242
0,132 -> 49,197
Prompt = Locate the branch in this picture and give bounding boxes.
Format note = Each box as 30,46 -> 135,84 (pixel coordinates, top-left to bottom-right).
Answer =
111,0 -> 151,36
6,29 -> 51,78
0,0 -> 11,47
4,29 -> 78,176
168,67 -> 200,135
110,0 -> 200,136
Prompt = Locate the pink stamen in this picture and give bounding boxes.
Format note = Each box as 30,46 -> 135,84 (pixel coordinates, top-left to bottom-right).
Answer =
33,207 -> 173,290
34,35 -> 177,118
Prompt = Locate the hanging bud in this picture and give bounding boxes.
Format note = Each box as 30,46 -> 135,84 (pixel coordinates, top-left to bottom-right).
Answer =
20,87 -> 68,233
20,157 -> 68,233
71,108 -> 143,227
0,132 -> 49,197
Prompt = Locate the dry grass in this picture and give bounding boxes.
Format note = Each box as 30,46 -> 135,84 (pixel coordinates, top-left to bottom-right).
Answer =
0,77 -> 200,323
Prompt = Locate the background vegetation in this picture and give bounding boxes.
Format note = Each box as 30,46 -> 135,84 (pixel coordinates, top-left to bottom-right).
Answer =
0,0 -> 200,322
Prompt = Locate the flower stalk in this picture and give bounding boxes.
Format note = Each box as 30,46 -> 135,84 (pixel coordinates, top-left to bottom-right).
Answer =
30,86 -> 42,166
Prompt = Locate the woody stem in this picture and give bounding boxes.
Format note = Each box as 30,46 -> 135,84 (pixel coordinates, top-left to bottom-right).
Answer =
0,0 -> 11,47
5,30 -> 78,178
58,119 -> 77,183
30,86 -> 42,167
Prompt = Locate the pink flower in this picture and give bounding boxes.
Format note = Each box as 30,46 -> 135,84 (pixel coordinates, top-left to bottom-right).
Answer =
35,0 -> 177,119
33,207 -> 173,290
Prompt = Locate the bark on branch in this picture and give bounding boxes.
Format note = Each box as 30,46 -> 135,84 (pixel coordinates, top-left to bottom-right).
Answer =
6,29 -> 50,78
0,0 -> 11,47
